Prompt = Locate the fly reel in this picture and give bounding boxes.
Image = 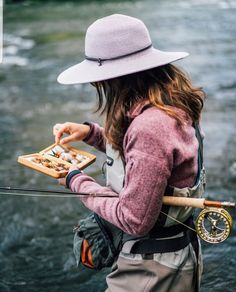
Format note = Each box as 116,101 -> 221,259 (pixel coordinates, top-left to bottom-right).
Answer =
196,207 -> 233,244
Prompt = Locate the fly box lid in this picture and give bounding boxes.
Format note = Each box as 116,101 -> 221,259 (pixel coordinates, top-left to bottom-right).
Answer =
17,143 -> 96,178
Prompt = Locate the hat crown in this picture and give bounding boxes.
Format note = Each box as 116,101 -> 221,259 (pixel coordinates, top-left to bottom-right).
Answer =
85,14 -> 152,59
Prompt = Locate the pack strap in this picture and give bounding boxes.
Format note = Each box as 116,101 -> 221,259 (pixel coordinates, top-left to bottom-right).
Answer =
193,121 -> 203,170
130,229 -> 196,254
130,218 -> 197,254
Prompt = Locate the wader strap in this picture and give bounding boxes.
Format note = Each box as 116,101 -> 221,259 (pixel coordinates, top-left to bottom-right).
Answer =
130,217 -> 196,254
130,228 -> 196,254
189,219 -> 200,292
193,121 -> 203,171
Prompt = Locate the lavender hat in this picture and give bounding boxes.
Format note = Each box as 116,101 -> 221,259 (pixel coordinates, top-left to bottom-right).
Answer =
57,14 -> 189,84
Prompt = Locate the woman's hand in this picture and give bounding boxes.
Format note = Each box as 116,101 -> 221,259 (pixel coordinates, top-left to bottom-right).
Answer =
53,122 -> 90,144
58,165 -> 80,187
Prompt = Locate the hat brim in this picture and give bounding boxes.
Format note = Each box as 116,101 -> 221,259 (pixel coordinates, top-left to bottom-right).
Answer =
57,48 -> 189,84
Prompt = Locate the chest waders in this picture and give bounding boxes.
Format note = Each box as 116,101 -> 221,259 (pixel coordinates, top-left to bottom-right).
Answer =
103,122 -> 204,292
103,122 -> 205,252
73,122 -> 205,292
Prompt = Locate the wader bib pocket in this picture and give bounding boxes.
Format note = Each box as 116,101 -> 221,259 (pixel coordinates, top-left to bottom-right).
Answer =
73,213 -> 123,270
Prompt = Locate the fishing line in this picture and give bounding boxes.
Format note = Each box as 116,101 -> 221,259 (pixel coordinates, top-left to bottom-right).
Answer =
160,211 -> 197,233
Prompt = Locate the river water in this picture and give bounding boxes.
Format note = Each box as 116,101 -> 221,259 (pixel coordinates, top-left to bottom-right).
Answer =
0,0 -> 236,291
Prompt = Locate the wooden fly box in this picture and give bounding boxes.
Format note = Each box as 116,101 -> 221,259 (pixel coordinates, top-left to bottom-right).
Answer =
17,143 -> 96,178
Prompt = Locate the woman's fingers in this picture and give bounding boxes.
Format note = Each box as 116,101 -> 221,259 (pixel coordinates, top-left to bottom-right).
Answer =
53,123 -> 67,135
53,122 -> 90,144
60,132 -> 80,144
58,165 -> 80,187
58,177 -> 66,186
53,123 -> 62,136
69,165 -> 80,172
53,123 -> 70,144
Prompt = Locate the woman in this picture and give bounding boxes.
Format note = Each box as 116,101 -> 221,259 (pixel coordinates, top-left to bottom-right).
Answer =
54,14 -> 205,292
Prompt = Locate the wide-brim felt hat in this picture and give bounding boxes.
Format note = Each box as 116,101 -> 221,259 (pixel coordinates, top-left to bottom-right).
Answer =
57,14 -> 189,84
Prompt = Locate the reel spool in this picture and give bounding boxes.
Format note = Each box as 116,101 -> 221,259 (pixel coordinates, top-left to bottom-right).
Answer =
196,207 -> 233,244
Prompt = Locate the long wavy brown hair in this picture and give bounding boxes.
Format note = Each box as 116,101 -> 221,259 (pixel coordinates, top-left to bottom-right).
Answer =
93,64 -> 205,157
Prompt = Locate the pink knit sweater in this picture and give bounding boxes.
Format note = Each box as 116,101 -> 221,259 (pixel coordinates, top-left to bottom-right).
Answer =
69,104 -> 200,236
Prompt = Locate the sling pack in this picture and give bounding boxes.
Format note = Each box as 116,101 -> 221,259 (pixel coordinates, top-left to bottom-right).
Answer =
73,213 -> 121,269
73,122 -> 205,270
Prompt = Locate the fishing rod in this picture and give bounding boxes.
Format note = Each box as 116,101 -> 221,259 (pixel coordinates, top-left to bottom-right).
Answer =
0,186 -> 235,244
0,186 -> 117,197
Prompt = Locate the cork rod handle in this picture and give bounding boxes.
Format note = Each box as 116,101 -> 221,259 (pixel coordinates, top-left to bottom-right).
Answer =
163,196 -> 205,209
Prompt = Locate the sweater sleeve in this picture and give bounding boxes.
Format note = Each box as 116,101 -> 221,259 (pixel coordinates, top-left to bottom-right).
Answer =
83,122 -> 106,153
70,116 -> 174,236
